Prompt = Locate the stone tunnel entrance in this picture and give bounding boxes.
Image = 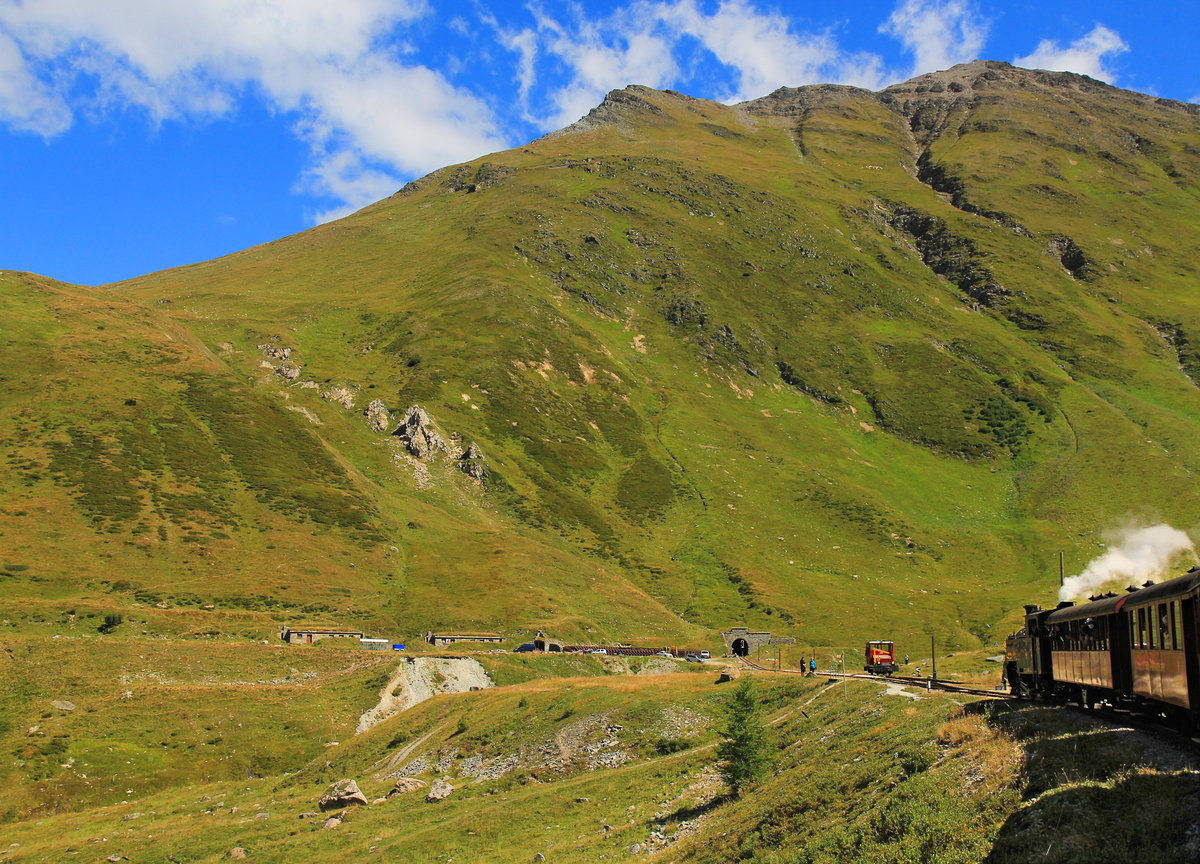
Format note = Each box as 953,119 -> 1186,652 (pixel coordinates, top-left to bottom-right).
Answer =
721,627 -> 794,659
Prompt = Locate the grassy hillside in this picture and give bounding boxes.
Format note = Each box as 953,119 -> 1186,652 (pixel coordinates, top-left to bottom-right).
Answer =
6,63 -> 1199,652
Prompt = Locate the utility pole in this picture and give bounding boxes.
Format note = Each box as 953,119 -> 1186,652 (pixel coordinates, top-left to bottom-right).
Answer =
931,634 -> 937,682
1059,551 -> 1065,588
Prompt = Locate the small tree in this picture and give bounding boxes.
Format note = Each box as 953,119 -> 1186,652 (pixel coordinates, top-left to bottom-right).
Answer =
716,678 -> 771,796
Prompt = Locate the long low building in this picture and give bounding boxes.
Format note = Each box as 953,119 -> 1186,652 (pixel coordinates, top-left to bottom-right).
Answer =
424,631 -> 504,647
280,626 -> 365,644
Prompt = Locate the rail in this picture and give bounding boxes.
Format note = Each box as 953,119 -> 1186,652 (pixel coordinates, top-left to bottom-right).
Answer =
733,657 -> 1007,699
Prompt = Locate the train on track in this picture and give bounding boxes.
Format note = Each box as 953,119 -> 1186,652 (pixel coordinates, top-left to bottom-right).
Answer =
864,640 -> 900,675
1005,565 -> 1200,730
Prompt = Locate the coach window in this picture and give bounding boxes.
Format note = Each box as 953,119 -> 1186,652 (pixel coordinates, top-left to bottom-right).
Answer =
1158,604 -> 1170,650
1138,607 -> 1149,649
1172,601 -> 1184,650
1129,612 -> 1138,648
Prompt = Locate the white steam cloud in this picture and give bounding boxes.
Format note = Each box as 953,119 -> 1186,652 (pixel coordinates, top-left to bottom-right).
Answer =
1058,524 -> 1196,602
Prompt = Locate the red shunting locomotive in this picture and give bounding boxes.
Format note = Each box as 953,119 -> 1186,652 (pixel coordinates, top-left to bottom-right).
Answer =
865,640 -> 899,675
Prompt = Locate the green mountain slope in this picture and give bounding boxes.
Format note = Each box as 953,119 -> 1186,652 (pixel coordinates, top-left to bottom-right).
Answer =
4,60 -> 1200,651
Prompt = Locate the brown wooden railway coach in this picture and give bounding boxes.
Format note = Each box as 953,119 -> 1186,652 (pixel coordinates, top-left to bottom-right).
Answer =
1116,570 -> 1200,712
1044,592 -> 1129,707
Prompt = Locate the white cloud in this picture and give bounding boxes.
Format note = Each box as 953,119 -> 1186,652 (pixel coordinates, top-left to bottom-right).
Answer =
881,0 -> 988,77
1014,25 -> 1128,83
0,0 -> 506,219
0,28 -> 70,133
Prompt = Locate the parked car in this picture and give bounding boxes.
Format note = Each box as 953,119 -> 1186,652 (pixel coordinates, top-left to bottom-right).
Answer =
699,650 -> 710,659
685,653 -> 701,662
655,650 -> 673,658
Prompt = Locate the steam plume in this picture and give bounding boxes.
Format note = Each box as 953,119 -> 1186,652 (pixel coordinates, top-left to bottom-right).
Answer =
1058,524 -> 1196,602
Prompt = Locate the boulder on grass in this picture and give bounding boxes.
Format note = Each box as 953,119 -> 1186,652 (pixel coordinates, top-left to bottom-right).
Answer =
426,778 -> 454,802
318,778 -> 368,812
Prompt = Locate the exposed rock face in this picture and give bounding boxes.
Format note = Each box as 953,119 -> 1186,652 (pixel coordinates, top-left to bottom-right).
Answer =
323,385 -> 355,409
365,399 -> 391,432
459,441 -> 487,480
318,778 -> 368,812
277,363 -> 300,381
394,406 -> 445,458
357,656 -> 494,734
426,778 -> 454,802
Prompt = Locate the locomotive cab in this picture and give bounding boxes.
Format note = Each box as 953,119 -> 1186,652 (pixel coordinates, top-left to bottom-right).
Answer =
864,640 -> 899,675
1005,604 -> 1055,699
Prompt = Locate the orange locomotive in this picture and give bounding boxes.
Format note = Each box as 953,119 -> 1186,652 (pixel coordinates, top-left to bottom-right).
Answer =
864,640 -> 899,675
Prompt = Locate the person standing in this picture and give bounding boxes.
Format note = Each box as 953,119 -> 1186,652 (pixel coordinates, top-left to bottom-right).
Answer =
809,657 -> 816,676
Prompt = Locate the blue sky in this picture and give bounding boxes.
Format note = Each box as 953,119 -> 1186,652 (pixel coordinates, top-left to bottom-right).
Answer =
1,0 -> 1196,285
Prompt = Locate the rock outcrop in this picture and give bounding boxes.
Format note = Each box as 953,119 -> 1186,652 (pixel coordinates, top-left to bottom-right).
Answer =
459,441 -> 487,480
276,363 -> 300,381
322,385 -> 355,409
394,406 -> 445,458
318,778 -> 368,812
365,399 -> 391,432
257,343 -> 291,360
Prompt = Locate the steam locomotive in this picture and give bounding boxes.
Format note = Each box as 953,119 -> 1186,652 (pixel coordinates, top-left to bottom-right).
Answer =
1004,565 -> 1200,730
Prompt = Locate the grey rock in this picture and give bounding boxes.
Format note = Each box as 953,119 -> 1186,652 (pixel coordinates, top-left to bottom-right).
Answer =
318,778 -> 368,812
426,778 -> 454,802
389,777 -> 427,796
51,700 -> 75,711
395,406 -> 445,458
365,399 -> 391,432
459,441 -> 487,480
277,363 -> 300,381
322,385 -> 355,409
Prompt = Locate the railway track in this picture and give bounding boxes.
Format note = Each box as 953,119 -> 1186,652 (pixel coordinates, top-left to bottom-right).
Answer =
734,658 -> 1008,699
